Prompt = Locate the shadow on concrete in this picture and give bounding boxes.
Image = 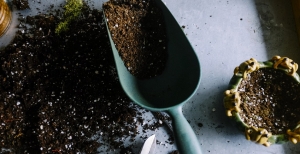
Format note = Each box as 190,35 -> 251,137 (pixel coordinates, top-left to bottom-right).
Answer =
254,0 -> 300,61
254,0 -> 300,154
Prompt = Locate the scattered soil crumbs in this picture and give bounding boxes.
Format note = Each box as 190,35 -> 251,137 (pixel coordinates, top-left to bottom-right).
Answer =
12,0 -> 30,10
0,3 -> 172,153
238,68 -> 300,134
103,0 -> 168,79
170,150 -> 180,154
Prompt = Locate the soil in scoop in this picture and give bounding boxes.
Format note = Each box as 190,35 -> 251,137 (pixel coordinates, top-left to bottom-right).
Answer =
238,68 -> 300,134
103,0 -> 168,79
0,3 -> 173,153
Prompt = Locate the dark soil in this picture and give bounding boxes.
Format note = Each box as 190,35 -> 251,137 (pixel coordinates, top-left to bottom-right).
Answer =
103,0 -> 168,79
12,0 -> 30,10
238,68 -> 300,134
170,150 -> 180,154
0,2 -> 173,153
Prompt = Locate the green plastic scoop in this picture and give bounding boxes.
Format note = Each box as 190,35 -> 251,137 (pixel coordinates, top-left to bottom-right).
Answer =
104,0 -> 202,153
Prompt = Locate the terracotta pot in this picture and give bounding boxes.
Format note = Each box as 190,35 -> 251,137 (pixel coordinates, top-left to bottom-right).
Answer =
0,0 -> 12,37
224,55 -> 300,146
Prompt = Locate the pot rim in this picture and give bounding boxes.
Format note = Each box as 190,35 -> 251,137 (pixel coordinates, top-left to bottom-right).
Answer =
224,56 -> 300,146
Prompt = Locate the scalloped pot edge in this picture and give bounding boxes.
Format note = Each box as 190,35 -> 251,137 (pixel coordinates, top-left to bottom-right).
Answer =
224,56 -> 300,147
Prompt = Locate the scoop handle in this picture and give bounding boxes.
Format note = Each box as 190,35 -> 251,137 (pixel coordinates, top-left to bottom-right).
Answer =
167,106 -> 202,154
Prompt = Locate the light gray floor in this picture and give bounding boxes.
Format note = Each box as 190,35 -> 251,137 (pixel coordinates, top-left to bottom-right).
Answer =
1,0 -> 300,153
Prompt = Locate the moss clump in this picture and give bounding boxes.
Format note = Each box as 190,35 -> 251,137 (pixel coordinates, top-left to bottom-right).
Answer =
55,0 -> 83,34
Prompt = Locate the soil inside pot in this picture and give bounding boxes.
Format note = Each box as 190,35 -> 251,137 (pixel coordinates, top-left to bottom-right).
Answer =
238,68 -> 300,134
103,0 -> 168,79
0,2 -> 173,153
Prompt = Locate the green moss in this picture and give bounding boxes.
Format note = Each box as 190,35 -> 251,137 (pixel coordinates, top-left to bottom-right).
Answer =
55,0 -> 83,34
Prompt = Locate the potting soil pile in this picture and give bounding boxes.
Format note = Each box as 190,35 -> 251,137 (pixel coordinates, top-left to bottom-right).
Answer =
0,2 -> 173,153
